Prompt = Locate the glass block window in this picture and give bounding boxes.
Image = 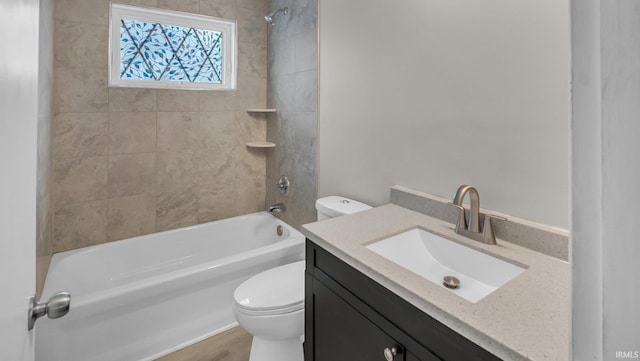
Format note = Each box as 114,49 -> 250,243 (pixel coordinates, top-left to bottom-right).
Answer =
110,3 -> 237,90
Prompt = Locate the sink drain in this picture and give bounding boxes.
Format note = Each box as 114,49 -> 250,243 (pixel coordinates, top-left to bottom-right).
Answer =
443,276 -> 460,289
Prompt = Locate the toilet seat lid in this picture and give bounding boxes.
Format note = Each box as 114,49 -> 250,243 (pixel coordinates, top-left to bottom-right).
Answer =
234,261 -> 305,314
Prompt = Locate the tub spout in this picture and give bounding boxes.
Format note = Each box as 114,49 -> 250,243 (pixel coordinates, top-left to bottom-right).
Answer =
268,203 -> 286,213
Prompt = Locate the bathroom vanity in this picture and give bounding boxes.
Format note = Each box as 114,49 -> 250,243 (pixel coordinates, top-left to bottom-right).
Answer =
301,195 -> 569,361
305,240 -> 501,360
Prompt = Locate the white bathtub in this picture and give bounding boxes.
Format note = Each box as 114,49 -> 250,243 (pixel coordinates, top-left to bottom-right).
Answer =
36,212 -> 305,361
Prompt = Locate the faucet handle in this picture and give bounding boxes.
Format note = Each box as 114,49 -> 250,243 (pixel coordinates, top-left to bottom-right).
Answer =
482,214 -> 507,245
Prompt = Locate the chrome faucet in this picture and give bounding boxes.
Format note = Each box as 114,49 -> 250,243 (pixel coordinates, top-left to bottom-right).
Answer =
453,185 -> 481,233
451,185 -> 505,245
267,203 -> 286,213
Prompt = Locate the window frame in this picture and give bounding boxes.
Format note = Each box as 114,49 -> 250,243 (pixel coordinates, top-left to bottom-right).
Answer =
109,3 -> 237,91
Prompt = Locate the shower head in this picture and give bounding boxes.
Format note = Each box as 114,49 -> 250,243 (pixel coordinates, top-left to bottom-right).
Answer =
264,7 -> 288,26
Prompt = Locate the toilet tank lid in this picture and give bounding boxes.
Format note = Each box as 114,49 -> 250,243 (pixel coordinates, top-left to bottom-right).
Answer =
315,196 -> 372,218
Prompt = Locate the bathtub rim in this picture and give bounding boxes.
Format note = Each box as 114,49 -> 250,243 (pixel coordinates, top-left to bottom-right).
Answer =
48,211 -> 299,263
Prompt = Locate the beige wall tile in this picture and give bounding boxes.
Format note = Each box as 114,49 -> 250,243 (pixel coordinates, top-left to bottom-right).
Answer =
272,149 -> 316,229
235,146 -> 266,214
235,111 -> 266,145
237,6 -> 267,45
158,150 -> 199,192
54,20 -> 108,68
199,145 -> 236,185
199,150 -> 235,192
157,0 -> 200,13
55,0 -> 109,24
268,75 -> 295,114
198,91 -> 236,112
199,112 -> 237,149
53,200 -> 108,252
199,0 -> 236,19
109,88 -> 157,112
291,0 -> 317,34
294,70 -> 317,112
109,112 -> 157,154
236,146 -> 266,178
53,113 -> 108,159
54,156 -> 108,205
108,194 -> 157,241
294,29 -> 318,72
54,65 -> 109,113
286,184 -> 317,229
156,188 -> 198,231
237,0 -> 264,11
198,182 -> 238,223
233,74 -> 267,110
158,112 -> 199,151
157,90 -> 199,112
236,178 -> 265,215
238,41 -> 268,81
108,153 -> 157,198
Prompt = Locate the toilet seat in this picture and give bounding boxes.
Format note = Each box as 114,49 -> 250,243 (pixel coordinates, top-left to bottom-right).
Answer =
233,261 -> 305,316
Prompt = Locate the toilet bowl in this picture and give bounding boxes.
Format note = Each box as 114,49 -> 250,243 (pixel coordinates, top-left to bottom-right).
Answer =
232,261 -> 305,361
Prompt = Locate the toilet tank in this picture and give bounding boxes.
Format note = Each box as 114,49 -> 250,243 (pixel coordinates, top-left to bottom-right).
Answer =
315,196 -> 372,221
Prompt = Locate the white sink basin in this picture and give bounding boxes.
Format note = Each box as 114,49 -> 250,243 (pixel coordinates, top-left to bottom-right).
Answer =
366,228 -> 525,303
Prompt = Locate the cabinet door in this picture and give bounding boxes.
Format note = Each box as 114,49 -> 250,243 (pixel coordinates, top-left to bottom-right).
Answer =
313,279 -> 405,361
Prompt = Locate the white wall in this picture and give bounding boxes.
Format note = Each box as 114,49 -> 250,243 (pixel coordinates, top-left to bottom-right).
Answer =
571,0 -> 640,358
318,0 -> 570,228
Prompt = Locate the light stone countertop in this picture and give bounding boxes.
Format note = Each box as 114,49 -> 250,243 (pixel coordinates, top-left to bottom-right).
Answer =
301,204 -> 569,361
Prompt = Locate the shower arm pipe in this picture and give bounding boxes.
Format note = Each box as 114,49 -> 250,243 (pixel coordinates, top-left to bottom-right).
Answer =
264,7 -> 289,25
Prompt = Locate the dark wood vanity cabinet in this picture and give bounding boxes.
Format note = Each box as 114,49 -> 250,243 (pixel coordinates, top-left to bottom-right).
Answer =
304,240 -> 502,361
313,278 -> 408,361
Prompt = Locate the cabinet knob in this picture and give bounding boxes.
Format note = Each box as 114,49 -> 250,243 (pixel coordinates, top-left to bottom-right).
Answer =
383,347 -> 398,361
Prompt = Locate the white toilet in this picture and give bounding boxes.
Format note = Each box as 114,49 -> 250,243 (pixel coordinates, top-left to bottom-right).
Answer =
232,196 -> 372,361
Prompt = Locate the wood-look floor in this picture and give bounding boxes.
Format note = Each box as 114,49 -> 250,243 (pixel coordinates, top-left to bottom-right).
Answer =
155,327 -> 252,361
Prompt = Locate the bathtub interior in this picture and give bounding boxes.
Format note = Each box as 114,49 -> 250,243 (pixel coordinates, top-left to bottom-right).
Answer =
42,212 -> 300,300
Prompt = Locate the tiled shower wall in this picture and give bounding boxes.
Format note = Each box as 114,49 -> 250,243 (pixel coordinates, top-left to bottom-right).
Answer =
52,0 -> 268,252
266,0 -> 318,230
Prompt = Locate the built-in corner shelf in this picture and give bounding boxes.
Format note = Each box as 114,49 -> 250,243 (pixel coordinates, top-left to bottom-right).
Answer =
246,141 -> 276,149
247,108 -> 277,113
